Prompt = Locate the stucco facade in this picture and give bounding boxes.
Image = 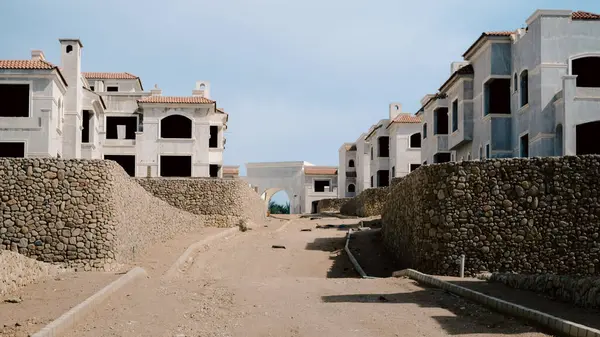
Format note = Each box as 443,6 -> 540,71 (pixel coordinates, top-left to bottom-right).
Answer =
0,39 -> 228,178
338,103 -> 422,194
419,9 -> 600,163
337,143 -> 357,198
386,114 -> 422,177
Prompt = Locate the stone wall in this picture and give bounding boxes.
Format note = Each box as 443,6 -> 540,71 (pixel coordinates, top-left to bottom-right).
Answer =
382,156 -> 600,277
0,158 -> 205,270
316,198 -> 350,213
340,188 -> 389,217
135,178 -> 266,228
488,273 -> 600,309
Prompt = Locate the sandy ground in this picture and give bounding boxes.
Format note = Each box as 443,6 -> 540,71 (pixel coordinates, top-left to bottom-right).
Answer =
64,216 -> 550,337
0,226 -> 228,337
0,271 -> 118,337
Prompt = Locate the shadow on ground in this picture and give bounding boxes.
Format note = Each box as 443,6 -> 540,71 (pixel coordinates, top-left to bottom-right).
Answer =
348,229 -> 405,277
305,236 -> 359,279
322,282 -> 551,336
445,278 -> 600,331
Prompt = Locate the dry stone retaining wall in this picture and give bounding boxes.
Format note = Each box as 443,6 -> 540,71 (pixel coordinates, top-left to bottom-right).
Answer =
316,198 -> 350,213
135,178 -> 266,228
340,187 -> 389,217
0,158 -> 205,270
488,273 -> 600,309
382,156 -> 600,277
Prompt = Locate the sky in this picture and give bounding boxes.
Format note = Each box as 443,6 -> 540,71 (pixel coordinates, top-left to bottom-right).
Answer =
1,0 -> 598,204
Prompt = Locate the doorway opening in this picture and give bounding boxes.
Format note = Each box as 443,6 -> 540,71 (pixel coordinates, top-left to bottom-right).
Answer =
311,200 -> 319,214
160,155 -> 192,177
104,155 -> 135,176
576,122 -> 600,155
434,153 -> 451,163
0,142 -> 25,157
377,170 -> 390,187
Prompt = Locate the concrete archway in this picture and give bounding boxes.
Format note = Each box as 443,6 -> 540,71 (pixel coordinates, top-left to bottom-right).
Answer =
244,162 -> 307,214
261,188 -> 292,214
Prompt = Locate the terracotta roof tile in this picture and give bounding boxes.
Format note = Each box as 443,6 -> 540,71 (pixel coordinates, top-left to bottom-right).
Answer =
0,60 -> 67,86
223,166 -> 239,175
137,96 -> 215,104
392,114 -> 422,124
484,31 -> 514,37
304,166 -> 338,175
83,72 -> 139,79
386,114 -> 422,129
0,60 -> 56,70
572,11 -> 600,20
463,31 -> 513,58
344,144 -> 357,151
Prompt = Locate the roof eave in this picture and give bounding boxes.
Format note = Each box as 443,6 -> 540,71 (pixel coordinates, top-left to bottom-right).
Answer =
463,34 -> 512,60
439,72 -> 474,93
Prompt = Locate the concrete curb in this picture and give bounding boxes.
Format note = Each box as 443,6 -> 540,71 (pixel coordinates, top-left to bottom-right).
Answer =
163,227 -> 240,279
344,230 -> 378,279
31,267 -> 148,337
393,269 -> 600,337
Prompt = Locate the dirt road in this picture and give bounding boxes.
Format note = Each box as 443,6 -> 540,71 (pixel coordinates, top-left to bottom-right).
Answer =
65,216 -> 550,337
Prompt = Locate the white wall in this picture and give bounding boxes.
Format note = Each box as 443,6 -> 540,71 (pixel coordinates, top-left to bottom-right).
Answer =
0,74 -> 66,158
303,174 -> 338,212
389,122 -> 422,177
355,134 -> 371,193
135,105 -> 225,177
367,120 -> 390,187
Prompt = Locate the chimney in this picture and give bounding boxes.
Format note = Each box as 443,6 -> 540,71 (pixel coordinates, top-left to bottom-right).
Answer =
389,102 -> 402,121
31,50 -> 45,61
151,84 -> 162,96
450,61 -> 469,74
58,38 -> 84,159
192,81 -> 210,98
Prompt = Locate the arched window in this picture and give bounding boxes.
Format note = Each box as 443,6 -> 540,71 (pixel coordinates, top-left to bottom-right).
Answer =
348,159 -> 355,167
520,70 -> 529,107
160,115 -> 192,139
572,56 -> 600,87
467,152 -> 471,161
348,184 -> 355,193
409,132 -> 421,148
66,45 -> 73,53
422,123 -> 427,139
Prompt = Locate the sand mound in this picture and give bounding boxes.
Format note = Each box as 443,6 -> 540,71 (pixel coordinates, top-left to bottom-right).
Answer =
0,250 -> 68,297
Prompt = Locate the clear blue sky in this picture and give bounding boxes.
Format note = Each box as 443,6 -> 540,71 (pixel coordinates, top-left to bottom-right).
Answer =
1,1 -> 598,200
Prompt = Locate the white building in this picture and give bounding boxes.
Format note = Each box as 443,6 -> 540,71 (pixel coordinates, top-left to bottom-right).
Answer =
386,111 -> 422,178
337,143 -> 357,198
338,103 -> 422,196
0,38 -> 229,177
245,161 -> 338,214
418,9 -> 600,163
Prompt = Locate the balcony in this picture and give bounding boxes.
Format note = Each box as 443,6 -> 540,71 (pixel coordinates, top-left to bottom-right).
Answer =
449,101 -> 474,150
436,135 -> 449,152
